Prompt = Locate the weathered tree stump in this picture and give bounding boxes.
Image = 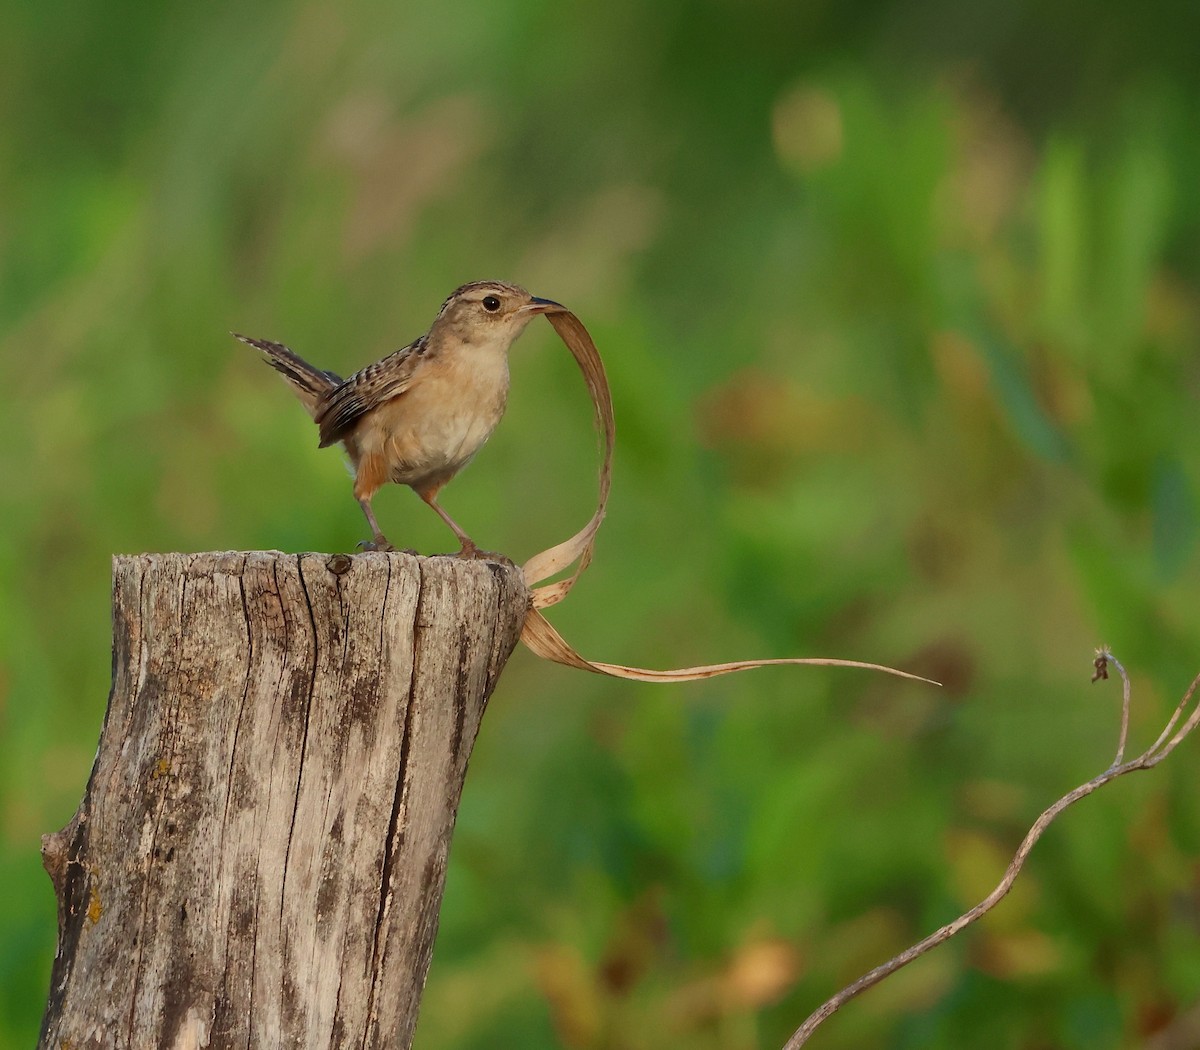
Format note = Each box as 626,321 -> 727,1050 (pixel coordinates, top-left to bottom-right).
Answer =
39,550 -> 529,1049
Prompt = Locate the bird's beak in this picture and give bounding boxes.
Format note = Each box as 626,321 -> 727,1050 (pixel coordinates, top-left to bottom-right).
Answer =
521,296 -> 567,315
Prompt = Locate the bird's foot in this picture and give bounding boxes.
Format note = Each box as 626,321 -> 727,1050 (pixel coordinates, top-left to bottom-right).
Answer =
454,542 -> 516,567
357,536 -> 396,553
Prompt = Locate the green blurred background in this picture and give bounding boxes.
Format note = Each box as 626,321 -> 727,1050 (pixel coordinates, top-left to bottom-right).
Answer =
3,1 -> 1200,1046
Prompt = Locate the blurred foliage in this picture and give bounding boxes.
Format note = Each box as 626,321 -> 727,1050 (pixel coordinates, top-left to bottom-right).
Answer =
3,0 -> 1200,1047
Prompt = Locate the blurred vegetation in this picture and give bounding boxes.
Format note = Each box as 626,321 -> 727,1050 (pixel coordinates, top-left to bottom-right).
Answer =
3,0 -> 1200,1046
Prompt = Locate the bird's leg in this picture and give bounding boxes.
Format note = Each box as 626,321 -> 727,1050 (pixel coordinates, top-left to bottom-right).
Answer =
416,487 -> 484,558
356,497 -> 394,552
353,453 -> 397,552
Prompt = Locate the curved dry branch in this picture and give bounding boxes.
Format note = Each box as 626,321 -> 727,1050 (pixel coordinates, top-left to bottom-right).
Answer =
783,649 -> 1200,1049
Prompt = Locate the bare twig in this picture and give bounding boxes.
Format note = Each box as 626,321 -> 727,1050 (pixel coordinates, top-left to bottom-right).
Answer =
783,652 -> 1200,1049
1100,647 -> 1131,767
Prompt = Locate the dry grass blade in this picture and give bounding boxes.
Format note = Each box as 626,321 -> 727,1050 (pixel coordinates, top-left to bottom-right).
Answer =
521,608 -> 940,685
518,311 -> 936,688
520,310 -> 614,607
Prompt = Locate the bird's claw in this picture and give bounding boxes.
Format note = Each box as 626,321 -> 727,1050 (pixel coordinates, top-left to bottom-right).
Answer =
357,538 -> 396,553
454,543 -> 515,567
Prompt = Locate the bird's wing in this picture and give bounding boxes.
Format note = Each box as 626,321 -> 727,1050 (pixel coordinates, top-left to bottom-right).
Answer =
315,337 -> 429,447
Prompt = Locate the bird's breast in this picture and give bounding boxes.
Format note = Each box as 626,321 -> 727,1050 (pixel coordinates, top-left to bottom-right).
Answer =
366,346 -> 510,486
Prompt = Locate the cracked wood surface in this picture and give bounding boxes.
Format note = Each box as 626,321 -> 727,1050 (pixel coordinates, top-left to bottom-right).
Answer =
38,551 -> 529,1050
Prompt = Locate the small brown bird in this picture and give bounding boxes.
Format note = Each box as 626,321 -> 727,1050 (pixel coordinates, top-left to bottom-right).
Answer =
236,280 -> 565,555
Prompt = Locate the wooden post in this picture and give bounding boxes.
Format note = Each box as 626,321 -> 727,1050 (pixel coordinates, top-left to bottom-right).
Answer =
38,551 -> 529,1049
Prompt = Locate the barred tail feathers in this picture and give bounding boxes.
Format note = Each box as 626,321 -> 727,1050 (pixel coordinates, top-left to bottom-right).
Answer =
233,333 -> 342,419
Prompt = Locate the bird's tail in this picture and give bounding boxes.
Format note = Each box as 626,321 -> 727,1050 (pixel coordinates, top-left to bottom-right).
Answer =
233,333 -> 342,420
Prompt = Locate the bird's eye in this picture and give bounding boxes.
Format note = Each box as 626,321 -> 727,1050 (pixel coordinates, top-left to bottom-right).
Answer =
482,295 -> 501,312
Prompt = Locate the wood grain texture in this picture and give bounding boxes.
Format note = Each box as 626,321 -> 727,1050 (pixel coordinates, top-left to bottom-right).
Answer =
39,551 -> 529,1050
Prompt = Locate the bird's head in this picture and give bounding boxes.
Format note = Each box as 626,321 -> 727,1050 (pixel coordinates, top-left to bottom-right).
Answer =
431,280 -> 566,352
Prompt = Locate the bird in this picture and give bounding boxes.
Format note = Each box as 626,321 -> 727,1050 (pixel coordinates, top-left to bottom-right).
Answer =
235,280 -> 566,556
